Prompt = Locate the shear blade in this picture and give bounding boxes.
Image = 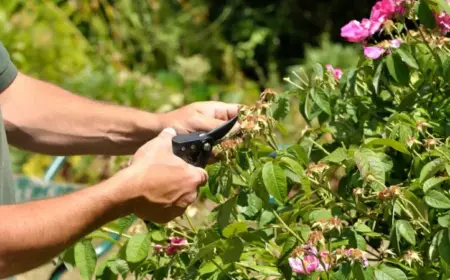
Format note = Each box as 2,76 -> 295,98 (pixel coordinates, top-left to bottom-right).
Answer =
205,115 -> 238,141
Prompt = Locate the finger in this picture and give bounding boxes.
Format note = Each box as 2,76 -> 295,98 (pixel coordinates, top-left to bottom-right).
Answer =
213,102 -> 241,120
175,190 -> 198,208
190,166 -> 208,187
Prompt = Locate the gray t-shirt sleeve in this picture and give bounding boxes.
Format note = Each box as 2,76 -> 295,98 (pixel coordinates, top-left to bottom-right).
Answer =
0,42 -> 17,205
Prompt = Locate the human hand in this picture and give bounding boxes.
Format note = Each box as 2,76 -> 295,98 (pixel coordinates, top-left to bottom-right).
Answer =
123,128 -> 208,223
158,101 -> 240,135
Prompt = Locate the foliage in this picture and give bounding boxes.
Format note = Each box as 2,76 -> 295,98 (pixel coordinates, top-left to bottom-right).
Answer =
54,0 -> 450,279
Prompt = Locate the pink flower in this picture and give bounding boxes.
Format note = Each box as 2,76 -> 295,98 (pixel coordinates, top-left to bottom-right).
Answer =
370,0 -> 397,22
154,244 -> 163,253
363,46 -> 386,59
289,256 -> 320,274
165,237 -> 188,256
389,38 -> 402,48
435,12 -> 450,34
326,64 -> 343,80
341,20 -> 371,42
371,0 -> 406,22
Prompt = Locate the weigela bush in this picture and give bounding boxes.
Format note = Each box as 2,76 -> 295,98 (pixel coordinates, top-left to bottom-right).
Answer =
59,0 -> 450,279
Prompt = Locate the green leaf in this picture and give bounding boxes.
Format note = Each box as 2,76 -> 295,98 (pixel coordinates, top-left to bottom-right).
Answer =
243,193 -> 263,217
420,158 -> 445,183
429,230 -> 444,261
287,144 -> 309,166
423,177 -> 449,193
385,53 -> 410,86
109,259 -> 129,279
217,196 -> 236,231
439,228 -> 450,265
350,231 -> 367,250
150,230 -> 166,242
438,214 -> 450,227
353,262 -> 374,280
221,237 -> 244,264
374,264 -> 407,280
365,138 -> 410,155
190,241 -> 223,265
125,233 -> 150,263
237,262 -> 281,276
396,220 -> 416,245
272,95 -> 290,121
425,190 -> 450,209
279,236 -> 297,264
117,215 -> 135,233
322,147 -> 349,163
222,222 -> 247,238
262,162 -> 287,204
354,222 -> 373,233
86,231 -> 121,245
354,148 -> 386,191
74,239 -> 97,280
446,163 -> 450,177
259,210 -> 275,228
372,60 -> 384,94
280,157 -> 311,198
418,0 -> 437,29
310,88 -> 331,115
61,246 -> 76,272
198,259 -> 219,275
396,48 -> 419,70
309,209 -> 332,221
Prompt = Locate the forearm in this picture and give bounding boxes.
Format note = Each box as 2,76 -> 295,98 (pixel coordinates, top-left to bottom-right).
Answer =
0,73 -> 163,155
0,169 -> 132,278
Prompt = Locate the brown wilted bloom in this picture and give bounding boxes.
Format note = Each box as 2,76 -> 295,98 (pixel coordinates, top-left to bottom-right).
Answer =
219,138 -> 243,151
416,120 -> 430,132
424,138 -> 441,148
259,88 -> 277,102
308,230 -> 325,246
328,216 -> 343,233
312,219 -> 328,231
353,188 -> 363,197
406,136 -> 421,148
377,185 -> 401,201
345,248 -> 368,267
402,250 -> 422,267
306,162 -> 329,177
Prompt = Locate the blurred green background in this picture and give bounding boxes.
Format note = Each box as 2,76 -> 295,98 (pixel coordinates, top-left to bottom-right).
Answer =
0,0 -> 373,185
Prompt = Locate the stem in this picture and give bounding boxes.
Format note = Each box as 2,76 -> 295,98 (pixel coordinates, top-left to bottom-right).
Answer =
412,20 -> 443,73
397,200 -> 430,234
272,209 -> 305,243
184,213 -> 197,233
101,227 -> 131,239
307,137 -> 330,155
212,259 -> 235,279
171,228 -> 194,241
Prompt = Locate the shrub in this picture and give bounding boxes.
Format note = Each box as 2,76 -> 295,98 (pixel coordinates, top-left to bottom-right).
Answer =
58,0 -> 450,279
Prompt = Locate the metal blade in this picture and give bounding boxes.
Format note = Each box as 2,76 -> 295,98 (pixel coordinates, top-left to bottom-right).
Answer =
204,115 -> 238,141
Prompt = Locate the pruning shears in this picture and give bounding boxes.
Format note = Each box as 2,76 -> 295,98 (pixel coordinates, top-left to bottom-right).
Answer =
172,115 -> 239,168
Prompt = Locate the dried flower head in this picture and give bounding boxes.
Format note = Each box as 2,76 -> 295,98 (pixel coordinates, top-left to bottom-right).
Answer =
402,250 -> 422,267
308,230 -> 325,246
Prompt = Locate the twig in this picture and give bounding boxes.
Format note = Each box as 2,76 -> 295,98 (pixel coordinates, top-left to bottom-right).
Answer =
272,210 -> 305,243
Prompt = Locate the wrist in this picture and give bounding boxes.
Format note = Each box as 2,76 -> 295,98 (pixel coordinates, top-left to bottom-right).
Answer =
98,166 -> 141,218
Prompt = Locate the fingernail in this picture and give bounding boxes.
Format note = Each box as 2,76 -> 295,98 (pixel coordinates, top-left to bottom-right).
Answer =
163,127 -> 177,135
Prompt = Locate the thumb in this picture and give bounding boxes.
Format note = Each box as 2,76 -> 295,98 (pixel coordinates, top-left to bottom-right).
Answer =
156,127 -> 177,140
